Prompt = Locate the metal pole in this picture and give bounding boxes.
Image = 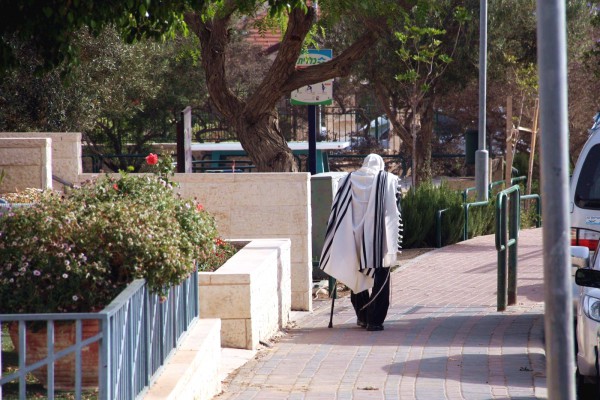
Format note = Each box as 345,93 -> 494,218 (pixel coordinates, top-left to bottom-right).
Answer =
507,189 -> 519,305
536,0 -> 575,398
308,105 -> 317,175
475,0 -> 489,202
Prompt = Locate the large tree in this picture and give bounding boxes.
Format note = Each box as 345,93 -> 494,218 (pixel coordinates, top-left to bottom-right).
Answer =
183,1 -> 411,171
1,0 -> 412,172
332,0 -> 475,184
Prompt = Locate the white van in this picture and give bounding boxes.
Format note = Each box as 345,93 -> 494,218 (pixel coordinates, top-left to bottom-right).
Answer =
570,113 -> 600,251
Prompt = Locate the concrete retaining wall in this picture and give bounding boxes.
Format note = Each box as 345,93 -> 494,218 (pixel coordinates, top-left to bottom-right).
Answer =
198,239 -> 292,350
174,172 -> 311,312
0,133 -> 82,191
0,138 -> 52,193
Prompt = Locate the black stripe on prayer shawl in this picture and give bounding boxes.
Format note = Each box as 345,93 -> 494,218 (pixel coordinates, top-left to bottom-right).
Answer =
319,174 -> 353,271
376,171 -> 387,267
334,183 -> 353,233
362,170 -> 387,278
371,172 -> 380,270
324,174 -> 351,238
321,191 -> 351,265
360,228 -> 367,271
321,176 -> 350,256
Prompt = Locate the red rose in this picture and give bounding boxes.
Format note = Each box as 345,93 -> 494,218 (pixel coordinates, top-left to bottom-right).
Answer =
113,184 -> 119,191
146,153 -> 158,165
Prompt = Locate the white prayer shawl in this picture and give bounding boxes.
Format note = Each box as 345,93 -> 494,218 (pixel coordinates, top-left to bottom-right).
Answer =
319,154 -> 401,293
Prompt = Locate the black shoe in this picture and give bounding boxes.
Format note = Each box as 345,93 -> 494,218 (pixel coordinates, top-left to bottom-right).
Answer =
357,319 -> 367,328
366,324 -> 384,331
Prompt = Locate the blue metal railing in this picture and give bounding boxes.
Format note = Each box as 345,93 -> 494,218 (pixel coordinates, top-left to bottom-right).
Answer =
0,270 -> 198,399
434,177 -> 540,249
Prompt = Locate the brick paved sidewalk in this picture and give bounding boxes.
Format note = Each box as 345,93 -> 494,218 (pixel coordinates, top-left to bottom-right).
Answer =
215,228 -> 546,400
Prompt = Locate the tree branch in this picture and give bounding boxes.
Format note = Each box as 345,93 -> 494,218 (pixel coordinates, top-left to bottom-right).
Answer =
247,6 -> 315,118
185,7 -> 243,121
281,28 -> 381,93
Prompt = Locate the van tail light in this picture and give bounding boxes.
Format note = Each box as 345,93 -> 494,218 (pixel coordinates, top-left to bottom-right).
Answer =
571,228 -> 600,251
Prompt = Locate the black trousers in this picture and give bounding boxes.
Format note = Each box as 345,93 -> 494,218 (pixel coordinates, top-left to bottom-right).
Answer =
350,267 -> 390,326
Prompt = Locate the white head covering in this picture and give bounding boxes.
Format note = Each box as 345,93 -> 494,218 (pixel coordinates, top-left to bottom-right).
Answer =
351,154 -> 385,210
357,153 -> 385,175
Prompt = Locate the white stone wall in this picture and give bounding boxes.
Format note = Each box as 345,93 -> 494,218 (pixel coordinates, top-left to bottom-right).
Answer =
175,172 -> 312,312
198,239 -> 292,349
0,133 -> 82,190
0,138 -> 52,193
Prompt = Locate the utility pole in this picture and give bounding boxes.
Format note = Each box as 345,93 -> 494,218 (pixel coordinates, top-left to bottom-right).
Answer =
475,0 -> 489,201
536,1 -> 575,398
308,105 -> 317,175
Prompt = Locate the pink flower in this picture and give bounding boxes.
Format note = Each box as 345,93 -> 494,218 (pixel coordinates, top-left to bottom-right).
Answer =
113,184 -> 119,191
146,153 -> 159,165
33,270 -> 41,276
197,204 -> 204,211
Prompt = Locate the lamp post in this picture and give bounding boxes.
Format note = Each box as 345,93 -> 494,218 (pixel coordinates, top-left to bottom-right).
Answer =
475,0 -> 489,201
536,0 -> 575,397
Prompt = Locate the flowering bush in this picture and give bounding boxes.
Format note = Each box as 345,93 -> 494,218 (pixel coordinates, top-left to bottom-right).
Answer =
0,154 -> 222,314
201,237 -> 238,272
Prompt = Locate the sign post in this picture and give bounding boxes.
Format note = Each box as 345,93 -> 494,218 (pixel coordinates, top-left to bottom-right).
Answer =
176,106 -> 193,173
291,49 -> 333,174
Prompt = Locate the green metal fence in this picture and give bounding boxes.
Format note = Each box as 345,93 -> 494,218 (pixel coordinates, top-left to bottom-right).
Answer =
495,185 -> 521,312
463,200 -> 490,241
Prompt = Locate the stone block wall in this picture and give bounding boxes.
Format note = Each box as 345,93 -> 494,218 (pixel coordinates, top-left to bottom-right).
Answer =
198,239 -> 292,349
174,172 -> 312,312
0,138 -> 52,193
78,171 -> 313,312
0,133 -> 82,191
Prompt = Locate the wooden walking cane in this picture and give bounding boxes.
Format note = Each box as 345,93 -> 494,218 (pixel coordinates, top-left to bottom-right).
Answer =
328,276 -> 337,328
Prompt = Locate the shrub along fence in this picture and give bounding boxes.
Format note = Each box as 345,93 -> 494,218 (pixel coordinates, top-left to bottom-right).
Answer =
401,180 -> 539,249
0,271 -> 198,400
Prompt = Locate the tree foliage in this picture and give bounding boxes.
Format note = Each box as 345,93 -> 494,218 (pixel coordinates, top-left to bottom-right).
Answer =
0,0 -> 415,172
338,0 -> 473,184
0,0 -> 309,75
0,27 -> 210,172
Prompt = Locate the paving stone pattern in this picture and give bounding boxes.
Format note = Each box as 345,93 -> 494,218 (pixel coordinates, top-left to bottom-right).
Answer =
216,228 -> 547,399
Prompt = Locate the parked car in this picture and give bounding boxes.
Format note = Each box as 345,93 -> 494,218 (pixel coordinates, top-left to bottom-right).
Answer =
574,245 -> 600,391
570,113 -> 600,253
572,245 -> 591,312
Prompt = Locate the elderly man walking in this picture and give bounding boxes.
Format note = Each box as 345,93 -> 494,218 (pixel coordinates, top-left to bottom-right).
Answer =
319,154 -> 402,331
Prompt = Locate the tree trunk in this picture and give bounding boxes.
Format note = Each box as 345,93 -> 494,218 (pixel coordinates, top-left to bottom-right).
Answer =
233,110 -> 298,171
410,115 -> 418,188
414,101 -> 434,185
